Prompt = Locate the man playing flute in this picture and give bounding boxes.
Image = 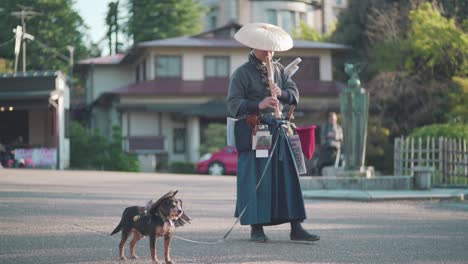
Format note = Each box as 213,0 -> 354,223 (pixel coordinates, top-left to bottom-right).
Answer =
227,23 -> 320,243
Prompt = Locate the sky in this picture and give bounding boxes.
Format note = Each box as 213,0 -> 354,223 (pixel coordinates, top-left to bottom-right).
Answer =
73,0 -> 115,46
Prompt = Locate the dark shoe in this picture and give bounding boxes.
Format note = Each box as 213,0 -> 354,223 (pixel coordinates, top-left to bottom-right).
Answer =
290,221 -> 320,241
290,230 -> 320,241
251,225 -> 269,243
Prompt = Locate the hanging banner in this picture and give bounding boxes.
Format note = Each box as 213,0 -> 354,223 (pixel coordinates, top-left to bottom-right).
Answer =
14,148 -> 57,168
288,135 -> 307,174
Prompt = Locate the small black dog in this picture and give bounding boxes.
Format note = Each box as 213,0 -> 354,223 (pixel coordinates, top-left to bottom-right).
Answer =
110,190 -> 190,264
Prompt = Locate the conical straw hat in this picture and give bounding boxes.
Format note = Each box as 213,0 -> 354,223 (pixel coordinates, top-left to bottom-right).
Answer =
234,23 -> 293,51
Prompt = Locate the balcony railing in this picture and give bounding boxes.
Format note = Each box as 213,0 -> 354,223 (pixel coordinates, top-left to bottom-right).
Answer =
126,136 -> 165,153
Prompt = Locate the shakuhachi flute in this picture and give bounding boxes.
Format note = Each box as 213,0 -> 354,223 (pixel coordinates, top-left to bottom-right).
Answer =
265,53 -> 281,119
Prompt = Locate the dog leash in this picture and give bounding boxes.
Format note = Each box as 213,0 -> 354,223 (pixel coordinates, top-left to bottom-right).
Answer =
173,125 -> 282,245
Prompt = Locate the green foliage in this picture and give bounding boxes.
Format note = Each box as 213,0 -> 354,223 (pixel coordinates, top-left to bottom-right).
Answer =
366,118 -> 393,174
367,72 -> 455,137
126,0 -> 205,43
410,123 -> 468,141
292,21 -> 330,42
169,162 -> 195,174
199,123 -> 226,155
70,122 -> 139,171
368,39 -> 409,74
448,77 -> 468,123
105,1 -> 122,55
406,3 -> 468,79
0,0 -> 89,72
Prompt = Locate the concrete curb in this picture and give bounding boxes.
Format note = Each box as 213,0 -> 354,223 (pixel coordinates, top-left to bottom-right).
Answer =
302,188 -> 468,201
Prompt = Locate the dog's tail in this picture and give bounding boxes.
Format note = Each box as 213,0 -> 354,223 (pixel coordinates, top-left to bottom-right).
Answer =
110,221 -> 122,236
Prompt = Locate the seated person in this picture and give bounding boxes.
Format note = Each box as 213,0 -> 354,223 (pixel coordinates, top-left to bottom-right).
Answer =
318,112 -> 343,173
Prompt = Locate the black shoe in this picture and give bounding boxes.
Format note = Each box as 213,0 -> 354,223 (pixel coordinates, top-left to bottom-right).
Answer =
251,225 -> 269,243
290,221 -> 320,242
290,230 -> 320,241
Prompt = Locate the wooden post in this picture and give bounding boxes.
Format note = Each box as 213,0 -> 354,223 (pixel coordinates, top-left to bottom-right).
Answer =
440,137 -> 445,184
411,137 -> 415,176
404,137 -> 409,175
394,138 -> 399,176
418,137 -> 422,167
463,140 -> 468,185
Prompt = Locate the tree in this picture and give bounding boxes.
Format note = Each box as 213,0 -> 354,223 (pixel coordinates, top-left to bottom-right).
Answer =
199,123 -> 226,155
448,77 -> 468,123
0,0 -> 89,73
105,1 -> 122,55
406,2 -> 468,80
367,71 -> 454,137
292,21 -> 331,42
126,0 -> 205,43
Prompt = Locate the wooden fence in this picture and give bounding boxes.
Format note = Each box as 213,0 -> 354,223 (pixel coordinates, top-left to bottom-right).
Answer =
394,137 -> 468,186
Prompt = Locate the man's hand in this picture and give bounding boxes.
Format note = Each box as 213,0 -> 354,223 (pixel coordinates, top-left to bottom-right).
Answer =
259,96 -> 279,110
271,83 -> 282,97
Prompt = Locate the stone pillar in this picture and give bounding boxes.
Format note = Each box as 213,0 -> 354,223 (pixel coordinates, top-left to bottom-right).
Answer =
187,116 -> 200,163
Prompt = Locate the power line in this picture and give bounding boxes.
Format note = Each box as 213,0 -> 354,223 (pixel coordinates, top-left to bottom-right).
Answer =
33,38 -> 69,62
0,38 -> 14,48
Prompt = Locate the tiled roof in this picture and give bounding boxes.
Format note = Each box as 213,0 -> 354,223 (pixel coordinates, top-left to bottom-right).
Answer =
78,53 -> 126,65
138,36 -> 350,50
107,78 -> 344,97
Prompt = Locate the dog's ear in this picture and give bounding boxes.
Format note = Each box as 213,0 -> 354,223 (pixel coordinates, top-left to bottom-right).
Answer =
149,190 -> 178,213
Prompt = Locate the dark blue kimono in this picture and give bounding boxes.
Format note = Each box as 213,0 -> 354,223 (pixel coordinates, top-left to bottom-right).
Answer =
227,52 -> 307,225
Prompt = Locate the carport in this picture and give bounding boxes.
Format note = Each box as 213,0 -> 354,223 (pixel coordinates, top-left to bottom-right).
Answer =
0,71 -> 70,169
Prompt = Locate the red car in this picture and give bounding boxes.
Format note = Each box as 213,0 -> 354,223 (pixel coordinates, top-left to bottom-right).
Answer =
196,146 -> 238,175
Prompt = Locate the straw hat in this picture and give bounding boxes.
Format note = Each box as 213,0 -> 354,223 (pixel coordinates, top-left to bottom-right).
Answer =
234,23 -> 293,51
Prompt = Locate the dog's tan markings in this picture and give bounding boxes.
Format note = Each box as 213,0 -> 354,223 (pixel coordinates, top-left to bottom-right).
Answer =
129,231 -> 142,259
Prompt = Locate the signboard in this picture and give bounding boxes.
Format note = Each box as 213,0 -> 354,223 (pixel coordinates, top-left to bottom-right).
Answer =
14,148 -> 57,168
288,135 -> 307,174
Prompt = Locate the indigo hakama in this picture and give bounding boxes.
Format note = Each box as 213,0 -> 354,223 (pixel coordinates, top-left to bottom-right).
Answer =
227,52 -> 306,226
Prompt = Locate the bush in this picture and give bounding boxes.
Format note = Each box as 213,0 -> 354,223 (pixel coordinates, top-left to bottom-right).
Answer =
169,162 -> 195,174
199,123 -> 226,155
366,118 -> 393,175
409,123 -> 468,141
70,122 -> 140,171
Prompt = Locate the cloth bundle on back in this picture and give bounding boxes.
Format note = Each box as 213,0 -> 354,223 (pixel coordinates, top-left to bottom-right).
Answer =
227,23 -> 320,243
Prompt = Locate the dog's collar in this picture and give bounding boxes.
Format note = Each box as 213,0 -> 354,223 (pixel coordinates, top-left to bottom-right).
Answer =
157,210 -> 175,227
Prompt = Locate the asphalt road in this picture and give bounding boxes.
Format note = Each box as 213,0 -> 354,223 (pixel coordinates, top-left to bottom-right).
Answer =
0,169 -> 467,264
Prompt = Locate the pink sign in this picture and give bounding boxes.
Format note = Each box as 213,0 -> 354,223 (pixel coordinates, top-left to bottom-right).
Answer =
14,148 -> 57,168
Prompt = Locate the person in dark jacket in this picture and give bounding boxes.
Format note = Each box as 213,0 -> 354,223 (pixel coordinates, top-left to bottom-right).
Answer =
318,112 -> 343,173
227,23 -> 320,243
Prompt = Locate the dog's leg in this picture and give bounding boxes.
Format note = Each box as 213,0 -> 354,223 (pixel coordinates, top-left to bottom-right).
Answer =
149,233 -> 160,264
129,231 -> 142,259
119,231 -> 130,260
164,234 -> 174,264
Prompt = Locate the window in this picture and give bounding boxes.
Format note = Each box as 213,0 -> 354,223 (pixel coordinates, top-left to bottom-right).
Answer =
135,64 -> 140,82
204,56 -> 229,78
266,9 -> 278,25
155,56 -> 181,78
173,128 -> 186,154
336,0 -> 343,5
208,6 -> 219,29
280,10 -> 296,34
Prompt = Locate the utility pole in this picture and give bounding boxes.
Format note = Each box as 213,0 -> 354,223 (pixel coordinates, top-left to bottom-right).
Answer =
11,6 -> 41,73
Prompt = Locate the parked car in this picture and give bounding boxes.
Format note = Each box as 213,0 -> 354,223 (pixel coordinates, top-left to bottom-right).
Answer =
196,146 -> 238,175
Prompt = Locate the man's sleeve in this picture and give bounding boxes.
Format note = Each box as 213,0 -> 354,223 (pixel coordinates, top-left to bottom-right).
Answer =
278,64 -> 299,105
227,69 -> 260,117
